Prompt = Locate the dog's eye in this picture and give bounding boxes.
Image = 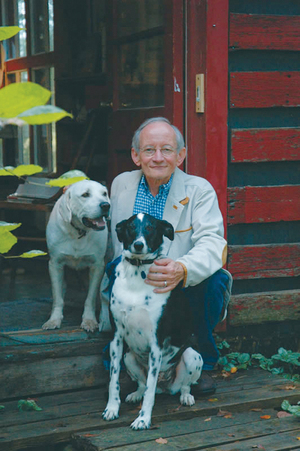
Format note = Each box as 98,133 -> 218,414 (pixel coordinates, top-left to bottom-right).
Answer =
82,192 -> 90,198
102,191 -> 107,197
145,224 -> 154,231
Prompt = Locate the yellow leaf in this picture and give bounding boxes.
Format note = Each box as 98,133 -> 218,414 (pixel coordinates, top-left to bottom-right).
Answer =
208,398 -> 218,402
260,415 -> 271,420
230,367 -> 238,374
204,417 -> 211,422
0,230 -> 17,253
0,221 -> 21,233
0,82 -> 51,118
46,176 -> 88,187
18,250 -> 47,259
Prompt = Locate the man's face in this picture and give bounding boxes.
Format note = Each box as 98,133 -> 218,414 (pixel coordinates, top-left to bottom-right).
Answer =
131,121 -> 186,186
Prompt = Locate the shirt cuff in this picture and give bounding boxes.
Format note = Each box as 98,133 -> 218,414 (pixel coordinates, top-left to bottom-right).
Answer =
177,261 -> 188,287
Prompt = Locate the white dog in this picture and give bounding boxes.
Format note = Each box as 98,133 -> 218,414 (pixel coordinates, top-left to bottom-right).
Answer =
43,180 -> 110,332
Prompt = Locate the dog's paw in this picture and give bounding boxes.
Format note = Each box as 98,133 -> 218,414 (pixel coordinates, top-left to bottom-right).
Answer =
130,415 -> 151,430
102,405 -> 119,421
81,317 -> 98,332
125,390 -> 144,404
42,318 -> 62,330
180,393 -> 195,406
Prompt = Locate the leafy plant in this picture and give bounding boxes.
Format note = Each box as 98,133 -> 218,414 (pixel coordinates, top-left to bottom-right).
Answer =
217,347 -> 300,382
0,27 -> 73,259
17,399 -> 42,411
281,400 -> 300,418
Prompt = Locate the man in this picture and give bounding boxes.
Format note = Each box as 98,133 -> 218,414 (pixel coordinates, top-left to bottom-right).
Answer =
104,117 -> 232,394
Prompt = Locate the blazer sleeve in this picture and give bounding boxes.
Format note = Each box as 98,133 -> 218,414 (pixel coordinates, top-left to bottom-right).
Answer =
175,186 -> 227,287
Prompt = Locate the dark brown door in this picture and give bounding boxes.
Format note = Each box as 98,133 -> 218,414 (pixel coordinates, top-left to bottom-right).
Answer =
106,0 -> 185,186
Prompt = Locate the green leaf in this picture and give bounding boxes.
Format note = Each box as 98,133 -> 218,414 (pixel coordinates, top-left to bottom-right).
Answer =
0,82 -> 51,118
17,399 -> 42,411
237,353 -> 251,364
0,26 -> 23,41
0,405 -> 4,411
281,400 -> 291,411
47,176 -> 88,187
0,230 -> 17,253
18,250 -> 47,259
218,356 -> 228,366
18,105 -> 73,125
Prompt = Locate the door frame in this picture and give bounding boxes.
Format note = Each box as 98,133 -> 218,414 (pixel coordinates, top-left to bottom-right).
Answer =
185,0 -> 229,235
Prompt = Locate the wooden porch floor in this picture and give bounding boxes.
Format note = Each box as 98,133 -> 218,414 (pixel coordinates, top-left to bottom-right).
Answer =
1,367 -> 300,451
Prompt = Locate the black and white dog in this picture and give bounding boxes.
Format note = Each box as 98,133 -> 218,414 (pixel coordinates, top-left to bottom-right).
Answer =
103,213 -> 203,430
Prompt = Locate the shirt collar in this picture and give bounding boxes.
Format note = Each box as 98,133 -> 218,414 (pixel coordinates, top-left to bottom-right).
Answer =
140,173 -> 174,197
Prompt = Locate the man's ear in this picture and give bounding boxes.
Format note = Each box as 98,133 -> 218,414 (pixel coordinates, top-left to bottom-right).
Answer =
161,220 -> 174,241
176,147 -> 186,167
131,148 -> 141,167
116,219 -> 128,243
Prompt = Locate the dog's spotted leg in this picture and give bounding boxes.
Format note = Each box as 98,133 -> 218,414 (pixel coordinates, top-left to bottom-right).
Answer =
170,347 -> 203,406
124,351 -> 146,403
102,332 -> 123,421
130,344 -> 162,430
81,265 -> 104,332
42,260 -> 64,329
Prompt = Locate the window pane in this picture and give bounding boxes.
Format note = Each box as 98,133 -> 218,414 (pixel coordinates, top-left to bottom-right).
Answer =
118,36 -> 164,108
117,0 -> 164,37
30,0 -> 54,54
1,0 -> 27,58
32,67 -> 56,172
17,71 -> 30,165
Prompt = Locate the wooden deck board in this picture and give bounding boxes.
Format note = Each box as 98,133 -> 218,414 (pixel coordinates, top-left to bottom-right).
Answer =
1,369 -> 300,451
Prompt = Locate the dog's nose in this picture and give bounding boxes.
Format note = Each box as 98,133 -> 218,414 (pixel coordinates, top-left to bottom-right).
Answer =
100,202 -> 110,213
134,241 -> 144,252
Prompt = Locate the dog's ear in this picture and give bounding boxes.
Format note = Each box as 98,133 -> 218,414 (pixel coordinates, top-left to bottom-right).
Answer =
161,220 -> 174,241
58,189 -> 72,223
116,219 -> 127,243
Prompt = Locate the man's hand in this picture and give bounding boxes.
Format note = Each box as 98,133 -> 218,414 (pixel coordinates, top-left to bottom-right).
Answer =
145,258 -> 185,293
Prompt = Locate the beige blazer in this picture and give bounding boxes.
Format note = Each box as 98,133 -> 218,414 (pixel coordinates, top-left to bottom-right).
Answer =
109,167 -> 227,287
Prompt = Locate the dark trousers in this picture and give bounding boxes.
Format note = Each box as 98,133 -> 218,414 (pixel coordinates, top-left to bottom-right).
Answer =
105,258 -> 232,370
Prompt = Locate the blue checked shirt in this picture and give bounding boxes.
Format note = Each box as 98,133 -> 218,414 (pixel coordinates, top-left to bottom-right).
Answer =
133,174 -> 174,220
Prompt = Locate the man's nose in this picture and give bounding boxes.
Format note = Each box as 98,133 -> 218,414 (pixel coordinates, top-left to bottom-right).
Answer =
152,149 -> 164,160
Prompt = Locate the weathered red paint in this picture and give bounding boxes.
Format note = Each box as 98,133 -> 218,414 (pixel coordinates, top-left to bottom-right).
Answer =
230,14 -> 300,51
229,290 -> 300,326
186,0 -> 229,234
228,244 -> 300,280
231,128 -> 300,163
228,185 -> 300,224
230,72 -> 300,108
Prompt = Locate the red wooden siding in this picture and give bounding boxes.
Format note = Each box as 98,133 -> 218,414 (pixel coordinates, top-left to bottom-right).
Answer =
230,72 -> 300,108
230,14 -> 300,51
231,128 -> 300,163
228,244 -> 300,280
228,185 -> 300,224
227,8 -> 300,328
229,290 -> 300,326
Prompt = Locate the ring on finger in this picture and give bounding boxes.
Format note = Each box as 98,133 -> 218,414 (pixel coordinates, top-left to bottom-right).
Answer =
164,281 -> 167,288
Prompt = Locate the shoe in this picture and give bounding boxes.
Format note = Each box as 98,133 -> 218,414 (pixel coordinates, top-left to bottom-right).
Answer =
191,371 -> 217,396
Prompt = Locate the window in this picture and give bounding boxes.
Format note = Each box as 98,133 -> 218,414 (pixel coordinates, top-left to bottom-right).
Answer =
1,0 -> 56,173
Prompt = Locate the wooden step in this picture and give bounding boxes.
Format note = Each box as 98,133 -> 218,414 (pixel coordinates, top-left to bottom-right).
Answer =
0,327 -> 111,400
1,369 -> 299,451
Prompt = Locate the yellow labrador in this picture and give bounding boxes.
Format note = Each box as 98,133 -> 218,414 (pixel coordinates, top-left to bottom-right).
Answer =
43,180 -> 110,332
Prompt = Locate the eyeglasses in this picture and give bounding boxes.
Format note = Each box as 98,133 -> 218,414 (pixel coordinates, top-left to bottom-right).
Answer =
139,147 -> 176,157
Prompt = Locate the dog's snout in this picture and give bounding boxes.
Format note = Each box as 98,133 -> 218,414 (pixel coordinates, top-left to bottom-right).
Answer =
134,241 -> 144,252
100,202 -> 110,213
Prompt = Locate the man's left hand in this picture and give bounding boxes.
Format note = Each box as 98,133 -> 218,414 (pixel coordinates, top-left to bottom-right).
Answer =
145,258 -> 184,293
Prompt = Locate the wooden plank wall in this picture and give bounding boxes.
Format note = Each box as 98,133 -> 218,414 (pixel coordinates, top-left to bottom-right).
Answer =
227,3 -> 300,327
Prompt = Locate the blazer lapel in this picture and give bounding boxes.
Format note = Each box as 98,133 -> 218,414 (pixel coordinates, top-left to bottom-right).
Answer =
163,168 -> 187,254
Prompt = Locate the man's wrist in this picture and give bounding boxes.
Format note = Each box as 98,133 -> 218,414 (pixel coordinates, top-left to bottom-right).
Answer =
177,261 -> 187,287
